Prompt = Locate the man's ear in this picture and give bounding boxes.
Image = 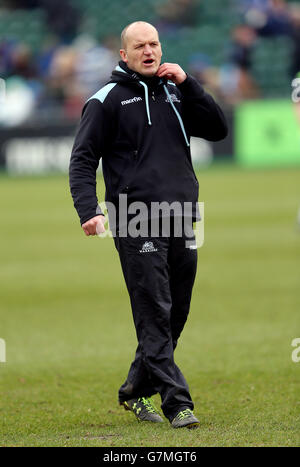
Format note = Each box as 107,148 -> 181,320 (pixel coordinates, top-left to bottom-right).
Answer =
120,49 -> 128,62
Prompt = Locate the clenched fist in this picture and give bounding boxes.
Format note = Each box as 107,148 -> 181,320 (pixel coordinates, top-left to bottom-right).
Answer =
82,215 -> 106,236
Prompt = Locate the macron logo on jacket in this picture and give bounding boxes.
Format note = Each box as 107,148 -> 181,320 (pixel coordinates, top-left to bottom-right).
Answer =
121,96 -> 143,106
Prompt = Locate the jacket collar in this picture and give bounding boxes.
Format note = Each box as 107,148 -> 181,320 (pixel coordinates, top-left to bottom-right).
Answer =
112,60 -> 165,89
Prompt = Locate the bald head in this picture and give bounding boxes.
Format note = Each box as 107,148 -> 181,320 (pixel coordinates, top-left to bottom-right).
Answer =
119,21 -> 162,77
121,21 -> 159,50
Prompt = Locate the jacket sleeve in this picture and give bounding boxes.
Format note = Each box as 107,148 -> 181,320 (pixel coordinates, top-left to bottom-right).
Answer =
69,99 -> 107,225
177,74 -> 228,141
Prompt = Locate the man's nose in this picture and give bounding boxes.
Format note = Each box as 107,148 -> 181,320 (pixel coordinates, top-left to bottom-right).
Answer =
143,44 -> 152,54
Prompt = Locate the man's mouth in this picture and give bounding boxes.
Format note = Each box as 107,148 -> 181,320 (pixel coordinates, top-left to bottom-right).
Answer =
143,59 -> 155,66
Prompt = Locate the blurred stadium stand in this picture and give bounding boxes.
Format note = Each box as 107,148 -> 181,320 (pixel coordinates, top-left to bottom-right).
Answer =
1,0 -> 300,171
0,8 -> 46,52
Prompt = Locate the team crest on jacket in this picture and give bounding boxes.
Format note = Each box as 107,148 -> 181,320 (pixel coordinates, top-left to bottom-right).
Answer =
139,241 -> 158,253
165,93 -> 181,104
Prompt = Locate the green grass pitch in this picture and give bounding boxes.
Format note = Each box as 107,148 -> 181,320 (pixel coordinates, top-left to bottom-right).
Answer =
0,165 -> 299,447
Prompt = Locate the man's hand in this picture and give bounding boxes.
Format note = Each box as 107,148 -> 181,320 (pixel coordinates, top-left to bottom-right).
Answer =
82,215 -> 106,236
156,63 -> 187,85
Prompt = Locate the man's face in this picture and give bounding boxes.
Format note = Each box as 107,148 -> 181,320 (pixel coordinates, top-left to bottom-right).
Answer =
120,25 -> 162,77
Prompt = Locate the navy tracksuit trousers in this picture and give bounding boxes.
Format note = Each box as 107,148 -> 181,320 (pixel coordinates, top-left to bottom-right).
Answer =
114,219 -> 197,421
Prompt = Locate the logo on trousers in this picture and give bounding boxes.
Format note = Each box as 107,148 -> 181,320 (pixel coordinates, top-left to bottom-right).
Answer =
139,241 -> 158,253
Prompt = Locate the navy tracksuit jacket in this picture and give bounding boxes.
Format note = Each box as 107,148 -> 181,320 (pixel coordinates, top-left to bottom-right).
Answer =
69,60 -> 228,421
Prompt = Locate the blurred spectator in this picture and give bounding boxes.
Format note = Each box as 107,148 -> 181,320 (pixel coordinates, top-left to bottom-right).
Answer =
188,49 -> 260,106
36,35 -> 61,79
222,24 -> 260,103
46,44 -> 77,105
0,41 -> 43,122
228,24 -> 257,70
0,76 -> 36,126
0,40 -> 16,78
72,34 -> 118,99
40,0 -> 80,44
0,41 -> 38,81
8,43 -> 37,80
188,53 -> 223,100
155,0 -> 198,35
241,0 -> 292,36
288,3 -> 300,79
34,34 -> 118,120
219,62 -> 260,104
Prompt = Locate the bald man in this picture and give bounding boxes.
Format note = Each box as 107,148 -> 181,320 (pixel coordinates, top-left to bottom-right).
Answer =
70,21 -> 228,429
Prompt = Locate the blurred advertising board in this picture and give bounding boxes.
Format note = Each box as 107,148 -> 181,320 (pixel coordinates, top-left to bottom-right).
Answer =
0,113 -> 233,175
235,99 -> 300,167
